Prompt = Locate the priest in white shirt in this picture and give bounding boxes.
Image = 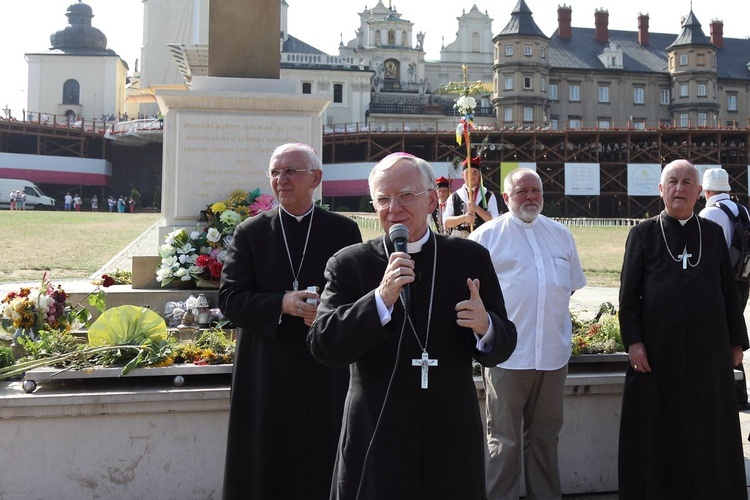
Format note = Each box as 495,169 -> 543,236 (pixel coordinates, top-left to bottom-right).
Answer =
469,167 -> 586,500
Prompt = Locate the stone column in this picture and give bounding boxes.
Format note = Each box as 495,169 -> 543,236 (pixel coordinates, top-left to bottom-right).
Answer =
209,0 -> 280,79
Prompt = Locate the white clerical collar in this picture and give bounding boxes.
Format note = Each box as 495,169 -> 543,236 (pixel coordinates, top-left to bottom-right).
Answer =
509,212 -> 539,228
667,214 -> 695,226
280,203 -> 314,222
407,229 -> 431,253
674,213 -> 694,226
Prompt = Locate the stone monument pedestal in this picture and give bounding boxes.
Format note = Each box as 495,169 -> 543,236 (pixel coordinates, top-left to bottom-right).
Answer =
156,76 -> 330,234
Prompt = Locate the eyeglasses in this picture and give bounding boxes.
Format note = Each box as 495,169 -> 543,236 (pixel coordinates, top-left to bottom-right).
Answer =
370,190 -> 429,210
265,167 -> 312,178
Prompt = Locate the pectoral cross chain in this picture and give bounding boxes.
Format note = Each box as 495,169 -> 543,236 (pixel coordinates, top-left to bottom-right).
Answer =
412,351 -> 438,389
679,246 -> 692,270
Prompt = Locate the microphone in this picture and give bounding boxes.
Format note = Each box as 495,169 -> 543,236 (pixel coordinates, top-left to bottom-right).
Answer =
389,224 -> 410,311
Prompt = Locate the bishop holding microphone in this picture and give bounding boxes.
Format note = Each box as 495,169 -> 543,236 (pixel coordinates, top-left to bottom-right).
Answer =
308,152 -> 517,499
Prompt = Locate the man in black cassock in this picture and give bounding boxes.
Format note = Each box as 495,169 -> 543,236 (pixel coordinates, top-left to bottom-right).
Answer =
308,153 -> 517,499
219,143 -> 362,499
618,159 -> 748,499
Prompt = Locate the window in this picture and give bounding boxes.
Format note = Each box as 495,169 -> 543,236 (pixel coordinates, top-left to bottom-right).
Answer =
302,82 -> 312,94
524,45 -> 532,56
505,45 -> 513,56
62,80 -> 80,105
523,107 -> 533,121
728,94 -> 738,111
598,120 -> 611,129
541,77 -> 546,92
569,85 -> 580,102
523,76 -> 533,89
698,113 -> 707,126
540,47 -> 546,59
632,120 -> 645,130
598,86 -> 609,103
503,107 -> 513,122
680,84 -> 688,97
550,118 -> 559,130
680,54 -> 688,66
549,84 -> 558,100
569,118 -> 581,129
504,76 -> 513,90
680,113 -> 689,127
633,87 -> 644,104
697,84 -> 706,97
333,83 -> 343,103
661,89 -> 670,105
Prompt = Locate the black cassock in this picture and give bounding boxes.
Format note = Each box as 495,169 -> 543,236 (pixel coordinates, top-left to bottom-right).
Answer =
219,207 -> 362,500
308,233 -> 517,500
618,213 -> 749,499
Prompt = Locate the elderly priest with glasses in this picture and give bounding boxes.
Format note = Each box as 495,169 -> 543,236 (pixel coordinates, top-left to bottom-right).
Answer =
308,152 -> 517,499
219,143 -> 362,500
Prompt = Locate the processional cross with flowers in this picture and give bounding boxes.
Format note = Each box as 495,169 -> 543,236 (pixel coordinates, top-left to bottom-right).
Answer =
443,64 -> 487,232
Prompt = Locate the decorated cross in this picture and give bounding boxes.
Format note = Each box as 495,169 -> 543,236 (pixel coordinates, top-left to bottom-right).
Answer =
442,64 -> 486,231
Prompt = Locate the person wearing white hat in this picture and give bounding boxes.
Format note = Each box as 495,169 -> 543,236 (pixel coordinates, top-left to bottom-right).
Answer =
699,167 -> 750,410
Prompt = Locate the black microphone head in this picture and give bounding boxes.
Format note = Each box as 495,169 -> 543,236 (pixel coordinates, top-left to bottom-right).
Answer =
389,223 -> 409,243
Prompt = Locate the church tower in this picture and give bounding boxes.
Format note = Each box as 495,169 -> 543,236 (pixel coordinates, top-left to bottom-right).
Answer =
25,1 -> 128,120
492,0 -> 550,128
666,10 -> 719,127
339,0 -> 424,91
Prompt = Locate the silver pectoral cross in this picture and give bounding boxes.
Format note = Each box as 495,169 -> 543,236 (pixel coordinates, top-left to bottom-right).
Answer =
678,246 -> 692,270
412,351 -> 438,389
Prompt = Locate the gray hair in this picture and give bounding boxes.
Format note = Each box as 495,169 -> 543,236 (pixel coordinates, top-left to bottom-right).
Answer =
269,143 -> 321,170
368,153 -> 435,197
660,159 -> 698,185
503,168 -> 542,195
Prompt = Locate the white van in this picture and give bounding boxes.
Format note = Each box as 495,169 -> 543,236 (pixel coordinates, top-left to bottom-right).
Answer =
0,179 -> 56,210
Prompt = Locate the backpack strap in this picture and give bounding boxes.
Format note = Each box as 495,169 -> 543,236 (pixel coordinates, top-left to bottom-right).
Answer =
735,201 -> 750,224
713,202 -> 739,223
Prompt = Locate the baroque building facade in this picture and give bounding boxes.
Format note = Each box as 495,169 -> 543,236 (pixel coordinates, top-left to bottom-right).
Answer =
138,0 -> 750,130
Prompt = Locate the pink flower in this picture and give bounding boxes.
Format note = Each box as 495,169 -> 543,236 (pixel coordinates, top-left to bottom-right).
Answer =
249,194 -> 275,215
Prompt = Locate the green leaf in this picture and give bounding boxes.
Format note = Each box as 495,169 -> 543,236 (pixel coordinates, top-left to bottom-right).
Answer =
87,306 -> 168,347
87,290 -> 107,314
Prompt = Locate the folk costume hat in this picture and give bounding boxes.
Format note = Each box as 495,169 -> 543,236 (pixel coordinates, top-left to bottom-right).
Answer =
702,168 -> 731,192
436,176 -> 450,188
461,157 -> 482,170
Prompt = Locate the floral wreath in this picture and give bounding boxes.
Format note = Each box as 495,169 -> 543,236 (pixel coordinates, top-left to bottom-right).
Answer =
156,189 -> 275,287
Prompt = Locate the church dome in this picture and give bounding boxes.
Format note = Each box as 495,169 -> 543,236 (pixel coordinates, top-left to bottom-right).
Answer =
49,1 -> 115,55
